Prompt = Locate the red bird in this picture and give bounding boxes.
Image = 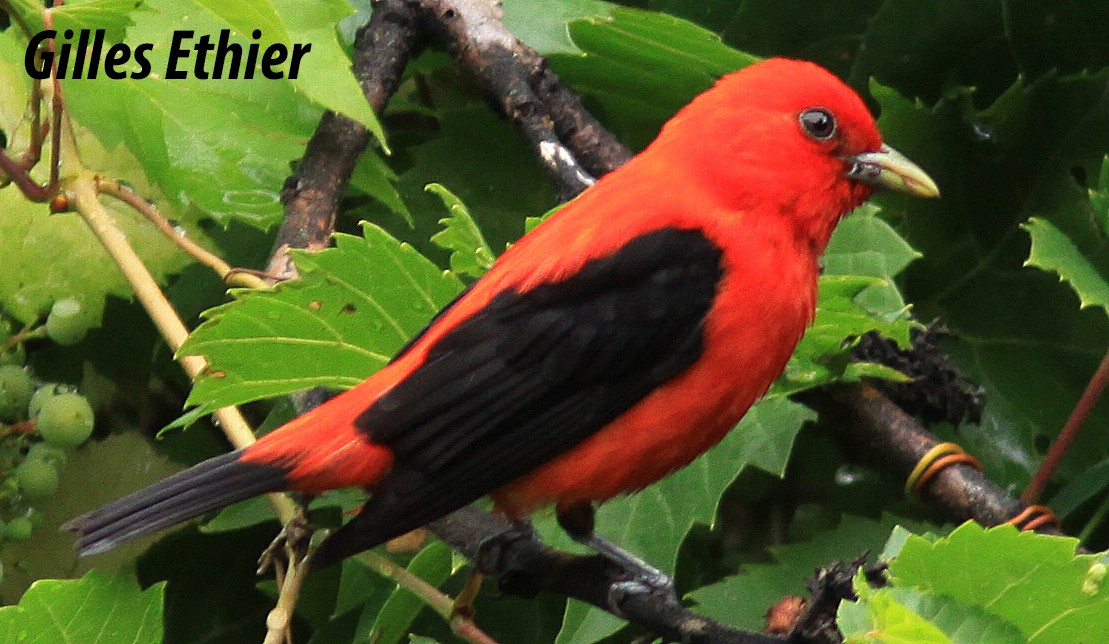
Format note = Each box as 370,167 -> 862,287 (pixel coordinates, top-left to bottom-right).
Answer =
65,59 -> 938,573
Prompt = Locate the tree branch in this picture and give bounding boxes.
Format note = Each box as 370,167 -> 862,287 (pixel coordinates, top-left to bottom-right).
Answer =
430,507 -> 785,644
814,383 -> 1069,537
416,0 -> 631,200
267,0 -> 424,280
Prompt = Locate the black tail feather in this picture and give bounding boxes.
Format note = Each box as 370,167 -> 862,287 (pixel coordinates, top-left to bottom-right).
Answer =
62,451 -> 289,556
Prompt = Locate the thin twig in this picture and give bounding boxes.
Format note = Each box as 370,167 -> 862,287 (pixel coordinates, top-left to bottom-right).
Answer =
1023,347 -> 1109,504
71,170 -> 303,641
97,178 -> 269,289
0,325 -> 45,354
359,550 -> 498,644
262,549 -> 310,644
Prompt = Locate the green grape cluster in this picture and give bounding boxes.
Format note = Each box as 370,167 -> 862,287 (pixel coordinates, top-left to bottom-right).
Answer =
0,303 -> 97,546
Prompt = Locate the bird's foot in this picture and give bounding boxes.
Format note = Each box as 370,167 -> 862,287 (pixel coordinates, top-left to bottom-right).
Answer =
476,520 -> 545,597
257,500 -> 315,575
590,536 -> 676,598
475,519 -> 538,573
556,501 -> 676,599
605,578 -> 673,618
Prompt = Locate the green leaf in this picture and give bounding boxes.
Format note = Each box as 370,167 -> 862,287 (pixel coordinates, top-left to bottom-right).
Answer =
1022,217 -> 1109,315
823,203 -> 922,315
180,223 -> 462,411
51,0 -> 142,39
0,179 -> 190,326
843,568 -> 1026,644
872,71 -> 1109,486
890,522 -> 1109,642
357,543 -> 454,644
0,570 -> 164,644
773,275 -> 915,397
727,396 -> 817,478
544,5 -> 759,148
427,183 -> 496,280
350,151 -> 412,224
271,0 -> 387,146
1092,156 -> 1109,236
690,514 -> 933,631
191,0 -> 292,49
184,0 -> 384,143
59,0 -> 317,229
48,0 -> 392,230
1047,458 -> 1109,519
842,587 -> 952,644
765,205 -> 920,398
553,601 -> 624,644
391,102 -> 558,254
501,0 -> 617,55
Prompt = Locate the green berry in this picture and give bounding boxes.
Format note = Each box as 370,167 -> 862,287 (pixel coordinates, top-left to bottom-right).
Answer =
0,365 -> 33,423
6,517 -> 32,541
28,383 -> 72,419
36,393 -> 94,448
26,443 -> 67,468
14,458 -> 58,499
45,298 -> 89,346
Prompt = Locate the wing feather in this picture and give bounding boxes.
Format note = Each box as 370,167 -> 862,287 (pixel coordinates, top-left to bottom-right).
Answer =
313,227 -> 724,567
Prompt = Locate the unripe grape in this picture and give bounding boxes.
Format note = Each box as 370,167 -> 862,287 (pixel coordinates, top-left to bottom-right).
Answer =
45,298 -> 88,346
14,458 -> 58,499
27,443 -> 67,468
0,365 -> 33,423
6,517 -> 32,541
28,383 -> 72,419
36,393 -> 94,448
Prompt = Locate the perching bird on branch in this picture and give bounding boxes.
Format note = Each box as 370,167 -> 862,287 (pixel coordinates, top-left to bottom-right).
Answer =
64,58 -> 938,584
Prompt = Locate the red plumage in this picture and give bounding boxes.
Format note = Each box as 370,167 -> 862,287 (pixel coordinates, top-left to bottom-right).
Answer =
65,58 -> 937,564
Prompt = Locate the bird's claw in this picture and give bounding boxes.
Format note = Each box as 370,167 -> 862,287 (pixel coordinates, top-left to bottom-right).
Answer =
257,503 -> 315,575
637,569 -> 676,596
475,520 -> 539,575
606,575 -> 677,618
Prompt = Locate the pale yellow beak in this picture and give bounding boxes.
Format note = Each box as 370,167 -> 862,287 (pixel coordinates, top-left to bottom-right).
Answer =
846,144 -> 940,198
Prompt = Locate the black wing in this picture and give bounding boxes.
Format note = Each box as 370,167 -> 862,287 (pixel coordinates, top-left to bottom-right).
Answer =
312,228 -> 724,567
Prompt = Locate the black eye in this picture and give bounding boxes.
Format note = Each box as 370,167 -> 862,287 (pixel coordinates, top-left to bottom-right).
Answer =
799,108 -> 836,140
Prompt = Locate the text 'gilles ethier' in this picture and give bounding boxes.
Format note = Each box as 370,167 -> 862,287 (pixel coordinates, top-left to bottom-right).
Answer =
25,29 -> 311,80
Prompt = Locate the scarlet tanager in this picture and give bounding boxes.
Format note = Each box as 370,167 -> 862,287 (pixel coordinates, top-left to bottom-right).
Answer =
65,58 -> 938,573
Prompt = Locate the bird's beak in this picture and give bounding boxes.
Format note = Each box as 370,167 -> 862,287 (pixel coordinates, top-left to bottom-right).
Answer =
845,144 -> 940,198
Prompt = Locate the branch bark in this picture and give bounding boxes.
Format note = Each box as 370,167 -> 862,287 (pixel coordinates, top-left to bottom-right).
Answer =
813,383 -> 1069,537
267,0 -> 424,280
417,0 -> 632,199
430,507 -> 785,644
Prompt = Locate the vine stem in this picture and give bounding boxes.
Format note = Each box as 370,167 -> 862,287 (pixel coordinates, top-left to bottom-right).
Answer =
70,171 -> 303,642
68,174 -> 293,488
1022,346 -> 1109,504
0,325 -> 46,354
358,551 -> 499,644
97,179 -> 270,290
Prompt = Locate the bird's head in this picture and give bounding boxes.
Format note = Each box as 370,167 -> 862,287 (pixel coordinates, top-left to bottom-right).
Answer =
652,58 -> 938,250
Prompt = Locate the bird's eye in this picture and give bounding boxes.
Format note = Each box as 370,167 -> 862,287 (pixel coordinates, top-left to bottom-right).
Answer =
799,108 -> 836,140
